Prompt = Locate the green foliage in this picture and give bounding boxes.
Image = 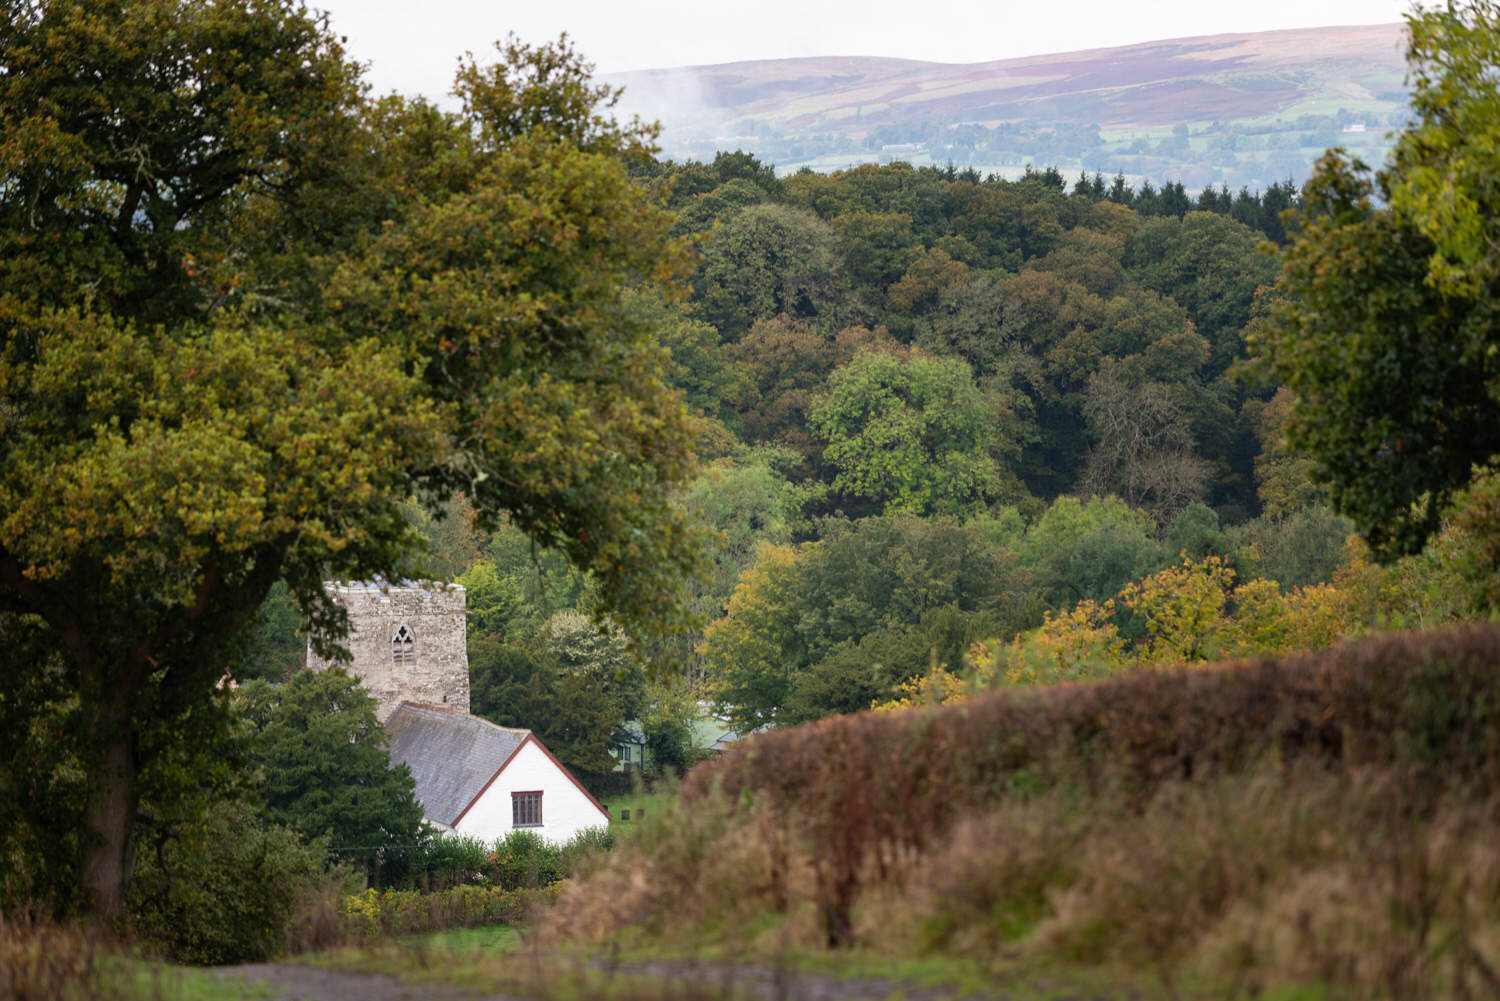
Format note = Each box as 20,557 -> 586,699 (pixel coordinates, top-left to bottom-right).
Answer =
0,3 -> 705,917
704,516 -> 1037,730
370,825 -> 611,897
456,561 -> 528,640
555,824 -> 616,875
685,455 -> 798,609
0,613 -> 86,898
1254,0 -> 1500,559
810,351 -> 1024,516
480,518 -> 590,625
1164,502 -> 1229,561
1444,470 -> 1500,615
695,202 -> 845,340
240,582 -> 304,683
1020,496 -> 1166,607
485,829 -> 563,891
468,633 -> 622,788
126,799 -> 328,964
405,835 -> 491,891
782,604 -> 1007,724
1382,2 -> 1500,298
542,611 -> 647,724
452,33 -> 650,156
669,176 -> 770,237
236,670 -> 426,869
626,289 -> 745,424
910,268 -> 1014,373
1245,386 -> 1325,519
886,246 -> 972,320
652,151 -> 1285,520
833,209 -> 921,290
1123,212 -> 1275,373
639,679 -> 704,777
725,318 -> 910,474
665,150 -> 782,216
1227,507 -> 1353,590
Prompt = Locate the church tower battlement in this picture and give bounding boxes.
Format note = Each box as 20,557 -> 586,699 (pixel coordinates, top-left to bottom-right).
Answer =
307,581 -> 469,722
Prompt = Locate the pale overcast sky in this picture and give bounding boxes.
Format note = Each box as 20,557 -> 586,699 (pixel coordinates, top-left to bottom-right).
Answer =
315,0 -> 1415,102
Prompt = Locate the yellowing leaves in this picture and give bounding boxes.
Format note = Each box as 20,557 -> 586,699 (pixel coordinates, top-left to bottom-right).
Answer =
1120,555 -> 1235,665
879,553 -> 1374,713
0,307 -> 446,596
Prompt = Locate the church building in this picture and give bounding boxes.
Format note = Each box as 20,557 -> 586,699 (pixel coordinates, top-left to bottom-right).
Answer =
307,580 -> 471,723
308,581 -> 609,843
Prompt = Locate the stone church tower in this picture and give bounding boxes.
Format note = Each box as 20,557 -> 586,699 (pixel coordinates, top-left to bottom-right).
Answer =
307,581 -> 470,722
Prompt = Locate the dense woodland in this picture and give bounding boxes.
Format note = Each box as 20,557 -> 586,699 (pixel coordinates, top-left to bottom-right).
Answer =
247,149 -> 1494,778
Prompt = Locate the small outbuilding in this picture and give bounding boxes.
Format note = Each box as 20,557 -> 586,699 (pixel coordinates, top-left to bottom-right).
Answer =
385,702 -> 609,844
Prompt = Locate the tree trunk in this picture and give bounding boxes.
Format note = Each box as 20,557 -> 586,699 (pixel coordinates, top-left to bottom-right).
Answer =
82,710 -> 138,922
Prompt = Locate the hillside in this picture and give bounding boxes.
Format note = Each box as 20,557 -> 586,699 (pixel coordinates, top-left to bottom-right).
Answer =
607,23 -> 1409,187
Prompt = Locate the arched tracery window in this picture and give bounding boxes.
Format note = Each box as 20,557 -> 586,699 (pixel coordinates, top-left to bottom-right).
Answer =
392,624 -> 416,666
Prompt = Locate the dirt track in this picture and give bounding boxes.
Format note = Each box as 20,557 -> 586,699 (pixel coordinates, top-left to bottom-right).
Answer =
216,963 -> 529,1001
215,959 -> 1126,1000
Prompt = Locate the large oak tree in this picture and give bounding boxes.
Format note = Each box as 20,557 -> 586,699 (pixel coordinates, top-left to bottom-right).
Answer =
0,1 -> 701,918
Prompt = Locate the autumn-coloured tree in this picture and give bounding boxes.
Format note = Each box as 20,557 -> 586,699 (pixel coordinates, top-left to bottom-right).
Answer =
1120,556 -> 1236,665
701,544 -> 805,733
990,599 -> 1125,685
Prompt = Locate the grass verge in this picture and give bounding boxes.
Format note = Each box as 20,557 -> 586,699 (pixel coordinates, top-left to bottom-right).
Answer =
0,914 -> 273,1001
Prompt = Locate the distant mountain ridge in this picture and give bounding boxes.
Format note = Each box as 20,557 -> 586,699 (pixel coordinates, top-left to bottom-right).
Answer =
606,23 -> 1409,188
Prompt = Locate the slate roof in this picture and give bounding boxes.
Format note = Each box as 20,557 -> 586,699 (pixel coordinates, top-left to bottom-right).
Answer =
384,703 -> 529,827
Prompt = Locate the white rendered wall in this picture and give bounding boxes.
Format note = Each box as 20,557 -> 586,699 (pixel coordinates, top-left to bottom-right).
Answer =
453,739 -> 608,845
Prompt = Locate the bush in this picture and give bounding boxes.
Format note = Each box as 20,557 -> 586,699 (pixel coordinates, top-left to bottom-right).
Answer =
675,622 -> 1500,946
558,826 -> 614,879
483,830 -> 561,890
381,826 -> 613,894
127,800 -> 331,964
329,827 -> 613,942
1227,506 -> 1353,588
340,883 -> 563,939
405,835 -> 491,891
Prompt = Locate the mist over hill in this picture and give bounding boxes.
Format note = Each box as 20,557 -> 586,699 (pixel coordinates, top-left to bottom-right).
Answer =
606,23 -> 1408,189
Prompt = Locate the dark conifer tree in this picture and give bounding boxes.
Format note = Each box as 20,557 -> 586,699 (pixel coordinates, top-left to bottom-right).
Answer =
1136,179 -> 1160,214
1161,180 -> 1191,218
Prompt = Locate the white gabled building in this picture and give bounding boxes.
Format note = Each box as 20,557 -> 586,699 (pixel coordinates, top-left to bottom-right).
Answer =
312,582 -> 609,843
384,702 -> 609,844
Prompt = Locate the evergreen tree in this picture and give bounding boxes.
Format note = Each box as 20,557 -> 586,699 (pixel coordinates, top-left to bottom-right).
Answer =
237,670 -> 426,868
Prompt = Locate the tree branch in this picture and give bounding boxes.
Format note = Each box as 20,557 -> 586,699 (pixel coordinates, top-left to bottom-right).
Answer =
0,547 -> 93,668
